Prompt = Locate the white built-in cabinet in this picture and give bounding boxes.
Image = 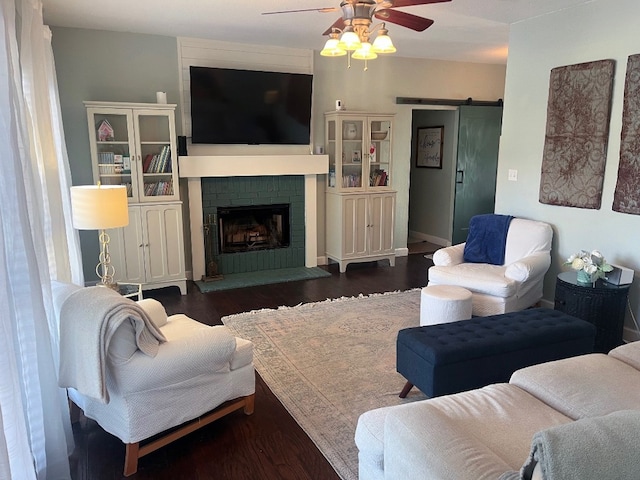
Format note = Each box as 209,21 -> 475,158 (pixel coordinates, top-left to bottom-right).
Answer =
85,101 -> 186,294
324,111 -> 396,272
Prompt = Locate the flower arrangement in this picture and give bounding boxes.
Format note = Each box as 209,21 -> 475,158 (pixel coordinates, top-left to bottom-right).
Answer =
565,250 -> 613,284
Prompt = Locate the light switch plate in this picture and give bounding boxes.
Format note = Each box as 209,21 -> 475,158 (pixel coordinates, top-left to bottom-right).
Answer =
508,169 -> 518,181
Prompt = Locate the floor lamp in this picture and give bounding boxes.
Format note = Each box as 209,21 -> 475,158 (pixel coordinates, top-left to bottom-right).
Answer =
70,184 -> 129,287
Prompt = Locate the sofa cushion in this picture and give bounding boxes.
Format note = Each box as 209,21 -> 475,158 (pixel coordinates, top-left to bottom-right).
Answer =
429,263 -> 517,298
609,341 -> 640,371
503,218 -> 552,265
383,384 -> 571,480
510,353 -> 640,420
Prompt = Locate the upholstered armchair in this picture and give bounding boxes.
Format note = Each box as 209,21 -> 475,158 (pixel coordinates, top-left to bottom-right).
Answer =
427,216 -> 553,316
53,281 -> 255,476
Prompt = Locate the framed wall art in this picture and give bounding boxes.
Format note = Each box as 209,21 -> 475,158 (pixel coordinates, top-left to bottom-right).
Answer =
416,126 -> 444,168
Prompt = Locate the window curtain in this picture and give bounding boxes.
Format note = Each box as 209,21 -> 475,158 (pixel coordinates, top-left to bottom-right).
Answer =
1,0 -> 84,478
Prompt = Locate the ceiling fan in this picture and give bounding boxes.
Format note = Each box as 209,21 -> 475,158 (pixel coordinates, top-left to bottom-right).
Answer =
262,0 -> 452,37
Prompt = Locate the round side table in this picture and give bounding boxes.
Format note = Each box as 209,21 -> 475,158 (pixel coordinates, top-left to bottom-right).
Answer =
554,271 -> 630,353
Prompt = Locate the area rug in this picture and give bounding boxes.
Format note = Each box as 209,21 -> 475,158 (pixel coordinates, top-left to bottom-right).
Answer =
222,289 -> 428,480
195,266 -> 331,293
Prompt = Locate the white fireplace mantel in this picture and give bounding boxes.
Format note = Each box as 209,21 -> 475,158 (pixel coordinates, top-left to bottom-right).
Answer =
178,155 -> 329,281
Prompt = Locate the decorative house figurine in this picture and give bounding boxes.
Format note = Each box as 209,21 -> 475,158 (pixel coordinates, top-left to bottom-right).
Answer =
97,119 -> 114,141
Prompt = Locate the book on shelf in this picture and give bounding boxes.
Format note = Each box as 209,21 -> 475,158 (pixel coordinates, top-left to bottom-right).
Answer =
98,151 -> 115,164
143,146 -> 172,174
144,180 -> 173,196
370,169 -> 388,187
342,174 -> 362,188
142,154 -> 154,173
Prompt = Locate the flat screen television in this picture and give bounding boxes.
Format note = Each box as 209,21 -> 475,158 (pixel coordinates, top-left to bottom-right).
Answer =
190,66 -> 313,145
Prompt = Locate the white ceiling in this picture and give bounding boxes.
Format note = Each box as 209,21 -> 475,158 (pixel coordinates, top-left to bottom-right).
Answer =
42,0 -> 594,64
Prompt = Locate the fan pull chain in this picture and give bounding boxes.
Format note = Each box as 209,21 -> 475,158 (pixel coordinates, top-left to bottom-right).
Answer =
348,51 -> 352,69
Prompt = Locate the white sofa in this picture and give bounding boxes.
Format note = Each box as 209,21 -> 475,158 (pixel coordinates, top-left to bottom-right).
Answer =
428,217 -> 553,316
355,340 -> 640,480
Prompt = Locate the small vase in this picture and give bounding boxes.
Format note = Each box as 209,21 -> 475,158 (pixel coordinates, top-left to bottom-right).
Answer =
576,270 -> 593,285
343,122 -> 358,140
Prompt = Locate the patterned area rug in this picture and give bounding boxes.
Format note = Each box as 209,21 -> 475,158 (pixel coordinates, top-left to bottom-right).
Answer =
222,289 -> 427,480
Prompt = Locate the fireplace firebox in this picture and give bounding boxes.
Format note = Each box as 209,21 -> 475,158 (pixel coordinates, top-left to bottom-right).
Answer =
218,204 -> 290,254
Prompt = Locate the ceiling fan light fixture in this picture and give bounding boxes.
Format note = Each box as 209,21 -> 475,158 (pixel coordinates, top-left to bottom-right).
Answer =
371,26 -> 396,54
321,34 -> 347,56
338,29 -> 362,51
352,42 -> 377,60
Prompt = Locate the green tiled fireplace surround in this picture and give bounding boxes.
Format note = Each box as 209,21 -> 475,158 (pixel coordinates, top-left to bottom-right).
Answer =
202,176 -> 305,274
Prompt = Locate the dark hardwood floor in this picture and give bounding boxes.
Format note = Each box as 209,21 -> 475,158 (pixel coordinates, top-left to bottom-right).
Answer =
70,254 -> 432,480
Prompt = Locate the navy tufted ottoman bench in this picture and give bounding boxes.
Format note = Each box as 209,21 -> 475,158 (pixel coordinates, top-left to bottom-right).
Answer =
397,308 -> 596,398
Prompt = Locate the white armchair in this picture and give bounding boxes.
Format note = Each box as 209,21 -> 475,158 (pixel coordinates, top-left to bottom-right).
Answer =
53,281 -> 255,476
427,217 -> 553,316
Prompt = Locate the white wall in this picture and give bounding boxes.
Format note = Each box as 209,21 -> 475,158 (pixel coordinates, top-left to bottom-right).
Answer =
495,0 -> 640,339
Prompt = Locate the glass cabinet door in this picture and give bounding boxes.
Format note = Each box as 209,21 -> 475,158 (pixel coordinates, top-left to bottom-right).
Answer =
90,110 -> 136,199
368,118 -> 391,189
340,118 -> 365,189
134,111 -> 176,202
326,118 -> 337,188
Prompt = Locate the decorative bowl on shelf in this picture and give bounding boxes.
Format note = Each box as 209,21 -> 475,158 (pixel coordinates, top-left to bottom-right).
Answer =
371,131 -> 388,140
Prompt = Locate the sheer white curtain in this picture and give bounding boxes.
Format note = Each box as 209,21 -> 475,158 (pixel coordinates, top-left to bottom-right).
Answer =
1,0 -> 84,478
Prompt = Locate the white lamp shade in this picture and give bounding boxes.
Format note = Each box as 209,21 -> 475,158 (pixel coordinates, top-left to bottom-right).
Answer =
70,185 -> 129,230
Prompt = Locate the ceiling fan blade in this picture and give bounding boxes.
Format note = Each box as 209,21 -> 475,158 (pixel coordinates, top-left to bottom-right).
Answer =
375,9 -> 434,31
322,17 -> 346,36
386,0 -> 451,7
262,7 -> 338,15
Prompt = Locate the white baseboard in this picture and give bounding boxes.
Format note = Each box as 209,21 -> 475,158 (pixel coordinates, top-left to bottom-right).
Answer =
395,247 -> 409,257
408,230 -> 450,247
538,298 -> 554,309
317,255 -> 328,266
624,326 -> 640,343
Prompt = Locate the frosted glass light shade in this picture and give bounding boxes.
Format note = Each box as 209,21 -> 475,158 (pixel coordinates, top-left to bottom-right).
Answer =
70,185 -> 129,230
338,30 -> 362,51
321,37 -> 347,57
372,33 -> 396,53
352,42 -> 378,60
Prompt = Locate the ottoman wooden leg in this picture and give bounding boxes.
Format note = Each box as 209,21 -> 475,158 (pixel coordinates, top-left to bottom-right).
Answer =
399,381 -> 414,398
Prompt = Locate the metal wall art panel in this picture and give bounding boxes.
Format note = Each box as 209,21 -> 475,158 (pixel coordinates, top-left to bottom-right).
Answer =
539,59 -> 615,209
613,54 -> 640,215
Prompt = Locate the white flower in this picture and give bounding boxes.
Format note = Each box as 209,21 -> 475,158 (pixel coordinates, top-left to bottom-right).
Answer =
570,257 -> 584,270
584,263 -> 598,274
564,249 -> 613,281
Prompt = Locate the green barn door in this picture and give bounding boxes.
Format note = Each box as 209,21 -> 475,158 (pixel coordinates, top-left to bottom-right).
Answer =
451,105 -> 503,245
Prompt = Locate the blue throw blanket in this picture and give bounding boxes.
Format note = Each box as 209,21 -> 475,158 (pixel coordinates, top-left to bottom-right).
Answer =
463,214 -> 514,265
